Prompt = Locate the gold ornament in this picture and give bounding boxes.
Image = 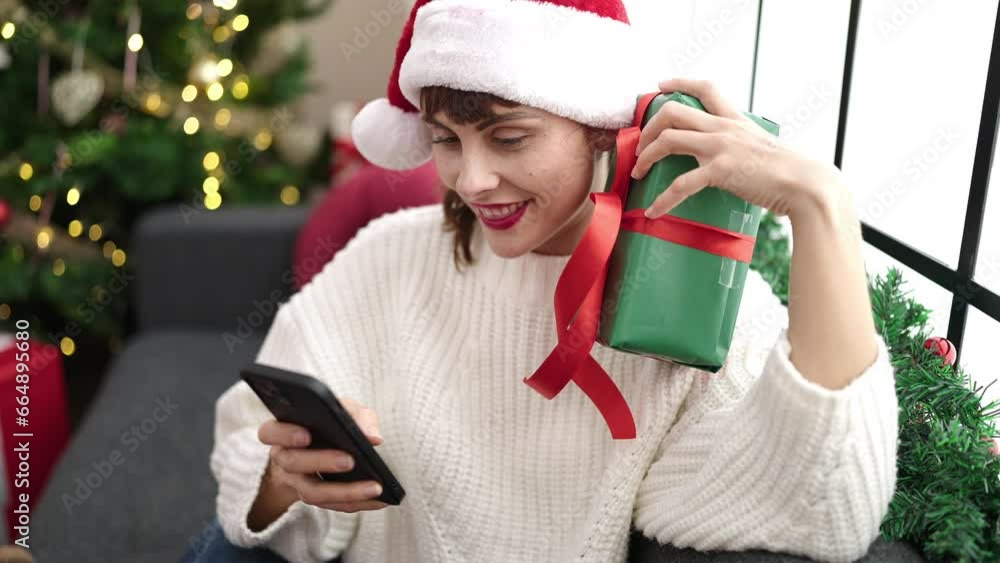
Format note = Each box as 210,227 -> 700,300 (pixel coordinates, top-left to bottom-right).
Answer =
51,70 -> 105,126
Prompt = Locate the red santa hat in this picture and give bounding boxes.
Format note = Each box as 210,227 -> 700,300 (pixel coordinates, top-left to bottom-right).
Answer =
350,0 -> 657,171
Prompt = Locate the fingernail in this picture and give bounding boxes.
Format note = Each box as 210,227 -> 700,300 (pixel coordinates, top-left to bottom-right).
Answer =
293,431 -> 309,446
630,166 -> 639,179
335,454 -> 354,470
373,433 -> 384,442
644,208 -> 657,219
366,483 -> 383,497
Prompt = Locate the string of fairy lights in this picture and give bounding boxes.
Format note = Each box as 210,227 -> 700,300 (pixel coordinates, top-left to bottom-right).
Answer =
0,0 -> 316,353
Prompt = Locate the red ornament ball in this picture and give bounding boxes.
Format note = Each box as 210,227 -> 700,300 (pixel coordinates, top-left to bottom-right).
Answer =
923,336 -> 957,367
0,199 -> 10,231
986,437 -> 999,458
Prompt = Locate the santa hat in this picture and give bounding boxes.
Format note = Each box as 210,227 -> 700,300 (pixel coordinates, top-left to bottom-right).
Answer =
350,0 -> 657,171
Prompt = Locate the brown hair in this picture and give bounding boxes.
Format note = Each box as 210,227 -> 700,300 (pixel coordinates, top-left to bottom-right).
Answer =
420,85 -> 616,270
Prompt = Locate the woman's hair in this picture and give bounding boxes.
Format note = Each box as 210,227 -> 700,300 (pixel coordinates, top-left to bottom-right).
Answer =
420,86 -> 616,270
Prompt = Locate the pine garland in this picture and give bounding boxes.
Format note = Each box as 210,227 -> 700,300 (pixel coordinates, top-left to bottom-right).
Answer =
750,213 -> 1000,562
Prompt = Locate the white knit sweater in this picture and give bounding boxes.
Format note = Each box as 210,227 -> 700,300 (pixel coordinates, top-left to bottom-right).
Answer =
210,204 -> 899,563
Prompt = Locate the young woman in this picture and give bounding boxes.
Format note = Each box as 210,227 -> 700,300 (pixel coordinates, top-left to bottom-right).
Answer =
188,1 -> 899,562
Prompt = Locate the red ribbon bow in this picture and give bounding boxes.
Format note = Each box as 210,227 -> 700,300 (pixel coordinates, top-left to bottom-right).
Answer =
522,92 -> 757,440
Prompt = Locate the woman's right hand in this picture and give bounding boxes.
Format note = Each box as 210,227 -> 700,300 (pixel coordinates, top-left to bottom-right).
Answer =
256,396 -> 389,515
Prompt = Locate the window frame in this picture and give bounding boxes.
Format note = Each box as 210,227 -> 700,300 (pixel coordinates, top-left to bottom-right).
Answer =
748,0 -> 1000,364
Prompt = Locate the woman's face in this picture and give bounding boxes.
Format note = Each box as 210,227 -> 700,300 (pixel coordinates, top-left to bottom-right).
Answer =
425,104 -> 599,258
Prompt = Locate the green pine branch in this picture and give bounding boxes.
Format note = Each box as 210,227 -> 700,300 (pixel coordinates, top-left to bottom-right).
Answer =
751,212 -> 1000,562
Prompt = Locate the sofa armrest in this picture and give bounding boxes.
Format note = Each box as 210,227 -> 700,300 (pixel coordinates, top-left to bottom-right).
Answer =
132,204 -> 310,333
626,531 -> 926,563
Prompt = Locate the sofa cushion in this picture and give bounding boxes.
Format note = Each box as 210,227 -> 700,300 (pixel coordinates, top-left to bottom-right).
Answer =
30,331 -> 263,563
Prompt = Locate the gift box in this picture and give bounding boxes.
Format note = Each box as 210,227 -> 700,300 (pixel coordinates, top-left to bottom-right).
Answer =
598,92 -> 780,371
0,334 -> 70,543
525,92 -> 778,440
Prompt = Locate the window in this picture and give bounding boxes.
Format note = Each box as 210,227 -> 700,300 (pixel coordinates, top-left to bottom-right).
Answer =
628,0 -> 1000,414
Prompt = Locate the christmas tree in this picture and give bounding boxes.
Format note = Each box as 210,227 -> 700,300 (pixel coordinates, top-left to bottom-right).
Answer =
751,214 -> 1000,562
0,0 -> 333,356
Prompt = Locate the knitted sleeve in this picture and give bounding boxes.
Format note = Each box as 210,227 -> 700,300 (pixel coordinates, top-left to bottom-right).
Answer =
633,271 -> 899,563
210,215 -> 402,563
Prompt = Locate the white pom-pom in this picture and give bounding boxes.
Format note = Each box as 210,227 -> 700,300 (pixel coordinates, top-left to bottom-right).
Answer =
350,98 -> 433,171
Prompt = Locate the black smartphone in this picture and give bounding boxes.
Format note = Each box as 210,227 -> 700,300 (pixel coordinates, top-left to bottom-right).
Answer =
240,362 -> 405,505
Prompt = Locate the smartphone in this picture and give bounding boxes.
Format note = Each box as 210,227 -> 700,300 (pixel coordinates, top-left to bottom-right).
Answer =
240,362 -> 405,505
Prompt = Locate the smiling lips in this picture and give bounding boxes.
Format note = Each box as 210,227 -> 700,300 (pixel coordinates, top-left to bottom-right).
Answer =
471,200 -> 530,230
474,201 -> 528,219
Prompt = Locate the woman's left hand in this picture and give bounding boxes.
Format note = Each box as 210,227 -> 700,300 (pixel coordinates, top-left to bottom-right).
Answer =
632,78 -> 842,221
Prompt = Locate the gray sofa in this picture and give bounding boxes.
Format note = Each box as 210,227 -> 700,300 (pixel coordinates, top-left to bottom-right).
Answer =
27,205 -> 926,563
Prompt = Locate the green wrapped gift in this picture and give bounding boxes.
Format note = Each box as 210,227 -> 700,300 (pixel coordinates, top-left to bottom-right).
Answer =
596,92 -> 780,372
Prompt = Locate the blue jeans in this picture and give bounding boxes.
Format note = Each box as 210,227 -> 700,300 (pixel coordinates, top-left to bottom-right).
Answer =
179,518 -> 339,563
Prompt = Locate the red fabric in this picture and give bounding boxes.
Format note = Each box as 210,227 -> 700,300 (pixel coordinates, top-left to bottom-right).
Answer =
387,0 -> 435,113
0,338 -> 70,541
292,161 -> 444,290
525,93 -> 756,440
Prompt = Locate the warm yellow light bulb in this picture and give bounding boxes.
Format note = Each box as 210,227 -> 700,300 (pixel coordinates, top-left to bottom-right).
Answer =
128,33 -> 144,52
68,220 -> 83,237
204,191 -> 222,210
193,58 -> 219,84
60,336 -> 76,356
206,82 -> 224,101
145,93 -> 162,112
214,108 -> 232,128
112,249 -> 127,267
217,58 -> 233,77
1,22 -> 15,39
232,78 -> 249,100
212,26 -> 232,43
280,185 -> 300,206
0,304 -> 10,320
184,117 -> 200,135
186,3 -> 203,20
52,258 -> 66,276
203,151 -> 221,170
19,162 -> 33,180
88,224 -> 103,241
182,84 -> 198,102
67,187 -> 81,206
254,129 -> 273,151
232,14 -> 249,31
28,195 -> 42,212
214,0 -> 238,10
102,241 -> 116,258
203,177 -> 220,193
37,227 -> 53,249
